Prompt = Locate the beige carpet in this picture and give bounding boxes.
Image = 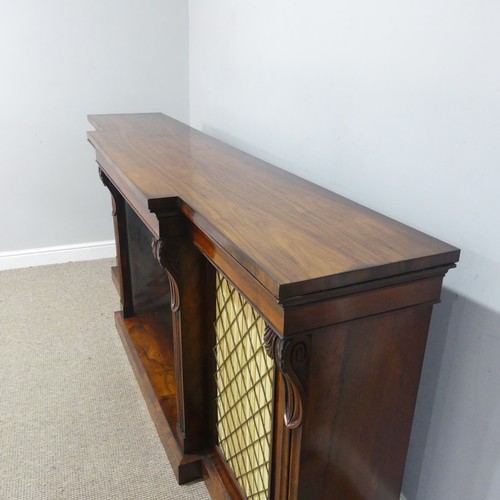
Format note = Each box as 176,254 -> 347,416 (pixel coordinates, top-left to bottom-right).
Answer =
0,259 -> 210,500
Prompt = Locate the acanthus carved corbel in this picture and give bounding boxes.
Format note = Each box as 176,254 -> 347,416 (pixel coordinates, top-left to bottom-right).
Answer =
151,237 -> 181,312
98,167 -> 108,187
98,168 -> 117,216
264,325 -> 310,429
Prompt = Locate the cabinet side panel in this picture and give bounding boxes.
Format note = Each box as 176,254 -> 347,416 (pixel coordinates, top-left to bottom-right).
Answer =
298,305 -> 433,500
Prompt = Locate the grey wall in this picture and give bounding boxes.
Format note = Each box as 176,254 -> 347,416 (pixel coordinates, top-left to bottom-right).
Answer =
0,0 -> 188,252
188,1 -> 500,499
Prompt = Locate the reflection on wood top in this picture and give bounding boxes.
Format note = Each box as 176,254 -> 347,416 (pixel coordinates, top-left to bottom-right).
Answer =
88,113 -> 460,299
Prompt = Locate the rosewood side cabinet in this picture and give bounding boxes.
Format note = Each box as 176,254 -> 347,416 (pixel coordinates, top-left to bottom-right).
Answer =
88,113 -> 459,500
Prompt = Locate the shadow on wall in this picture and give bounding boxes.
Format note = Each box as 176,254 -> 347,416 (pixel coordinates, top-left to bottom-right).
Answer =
402,287 -> 500,500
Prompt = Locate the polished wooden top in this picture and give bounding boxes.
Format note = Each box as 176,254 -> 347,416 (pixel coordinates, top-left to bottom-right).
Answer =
88,113 -> 459,300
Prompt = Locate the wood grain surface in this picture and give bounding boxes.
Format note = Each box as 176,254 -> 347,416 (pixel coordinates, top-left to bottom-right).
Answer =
88,113 -> 459,300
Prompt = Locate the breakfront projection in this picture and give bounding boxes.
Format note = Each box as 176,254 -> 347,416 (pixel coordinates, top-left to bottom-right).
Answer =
88,113 -> 460,499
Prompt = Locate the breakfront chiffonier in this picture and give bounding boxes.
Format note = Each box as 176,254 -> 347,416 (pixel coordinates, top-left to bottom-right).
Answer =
88,113 -> 459,500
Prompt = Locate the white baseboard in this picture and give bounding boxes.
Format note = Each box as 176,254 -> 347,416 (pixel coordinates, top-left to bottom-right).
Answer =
0,240 -> 116,271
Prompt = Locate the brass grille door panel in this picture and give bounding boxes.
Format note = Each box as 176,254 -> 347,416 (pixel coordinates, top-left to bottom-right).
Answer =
214,272 -> 275,500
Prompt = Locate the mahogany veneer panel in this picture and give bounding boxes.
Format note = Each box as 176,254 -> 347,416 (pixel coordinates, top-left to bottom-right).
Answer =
114,310 -> 201,484
299,305 -> 434,499
88,113 -> 459,300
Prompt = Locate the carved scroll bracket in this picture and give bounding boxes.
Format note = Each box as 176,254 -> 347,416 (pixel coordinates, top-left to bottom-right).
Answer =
98,167 -> 108,187
98,168 -> 118,216
264,325 -> 311,429
152,237 -> 181,312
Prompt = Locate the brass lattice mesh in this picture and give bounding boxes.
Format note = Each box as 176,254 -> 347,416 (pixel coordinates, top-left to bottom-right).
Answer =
214,272 -> 274,500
